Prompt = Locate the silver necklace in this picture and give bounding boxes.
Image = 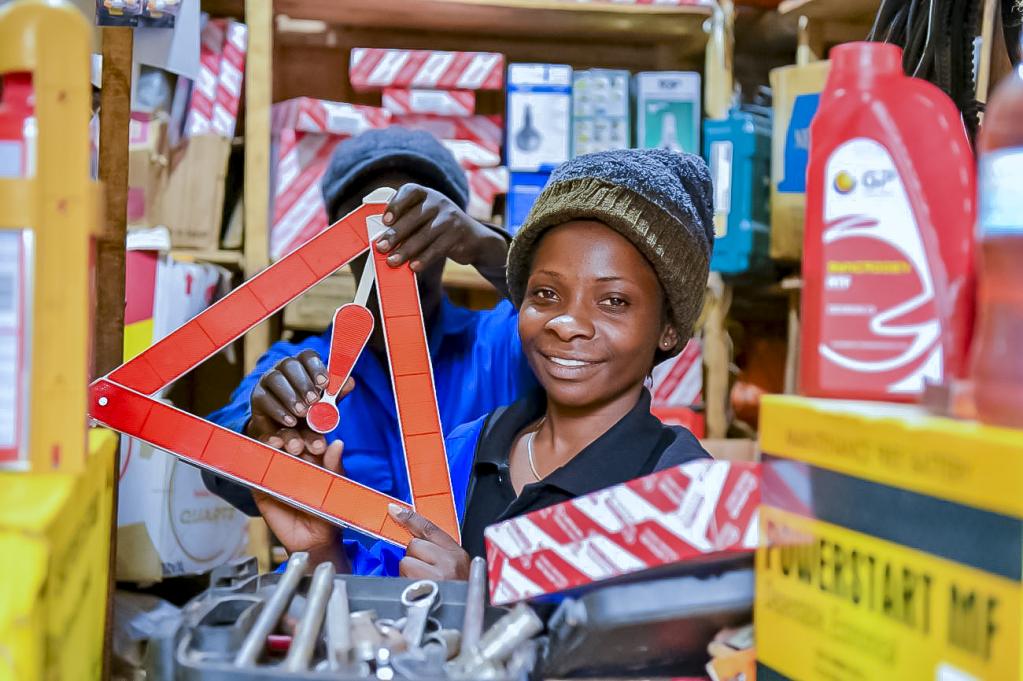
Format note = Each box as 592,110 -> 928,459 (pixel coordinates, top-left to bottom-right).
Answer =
526,418 -> 546,481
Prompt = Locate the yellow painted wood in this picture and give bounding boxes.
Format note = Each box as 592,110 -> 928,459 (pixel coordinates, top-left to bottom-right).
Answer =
0,0 -> 97,473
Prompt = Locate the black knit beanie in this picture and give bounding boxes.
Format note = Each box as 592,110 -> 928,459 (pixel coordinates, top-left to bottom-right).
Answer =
321,127 -> 470,219
507,149 -> 714,355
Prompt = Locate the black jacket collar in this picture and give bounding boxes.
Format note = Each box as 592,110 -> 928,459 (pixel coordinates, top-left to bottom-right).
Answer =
473,388 -> 668,497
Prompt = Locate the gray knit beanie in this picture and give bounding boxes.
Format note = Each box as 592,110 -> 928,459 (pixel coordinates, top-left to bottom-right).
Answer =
321,127 -> 469,219
507,149 -> 714,355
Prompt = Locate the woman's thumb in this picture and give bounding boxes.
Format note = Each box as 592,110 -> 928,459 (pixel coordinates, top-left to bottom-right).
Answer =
323,440 -> 345,475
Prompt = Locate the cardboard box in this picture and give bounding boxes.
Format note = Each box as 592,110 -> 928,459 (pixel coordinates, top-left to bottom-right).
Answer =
506,170 -> 551,234
651,337 -> 704,436
757,396 -> 1023,680
392,114 -> 502,169
382,88 -> 476,117
127,113 -> 169,228
161,134 -> 233,250
349,48 -> 504,91
506,64 -> 573,171
486,460 -> 759,605
269,98 -> 392,260
283,268 -> 358,331
572,69 -> 631,156
116,250 -> 249,583
0,429 -> 115,681
467,166 -> 509,222
701,438 -> 758,462
635,71 -> 702,155
769,61 -> 830,261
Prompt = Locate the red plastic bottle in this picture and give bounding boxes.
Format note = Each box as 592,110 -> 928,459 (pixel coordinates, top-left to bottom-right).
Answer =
0,73 -> 35,178
800,42 -> 975,402
972,50 -> 1023,428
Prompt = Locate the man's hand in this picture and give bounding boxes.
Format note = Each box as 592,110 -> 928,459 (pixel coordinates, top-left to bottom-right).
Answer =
388,503 -> 471,581
246,349 -> 354,456
376,184 -> 508,288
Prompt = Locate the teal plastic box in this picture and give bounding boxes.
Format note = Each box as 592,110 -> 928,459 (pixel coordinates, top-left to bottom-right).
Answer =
703,109 -> 772,276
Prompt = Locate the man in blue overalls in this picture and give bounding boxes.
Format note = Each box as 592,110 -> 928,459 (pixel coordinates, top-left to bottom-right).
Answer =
202,128 -> 536,548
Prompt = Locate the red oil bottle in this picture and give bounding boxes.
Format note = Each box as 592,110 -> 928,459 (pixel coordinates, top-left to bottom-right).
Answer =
972,50 -> 1023,428
800,42 -> 975,401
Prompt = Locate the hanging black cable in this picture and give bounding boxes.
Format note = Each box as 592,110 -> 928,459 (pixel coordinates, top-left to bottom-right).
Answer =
867,0 -> 986,144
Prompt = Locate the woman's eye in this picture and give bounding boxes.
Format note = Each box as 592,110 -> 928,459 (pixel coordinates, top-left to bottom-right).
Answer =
602,297 -> 628,307
532,287 -> 558,301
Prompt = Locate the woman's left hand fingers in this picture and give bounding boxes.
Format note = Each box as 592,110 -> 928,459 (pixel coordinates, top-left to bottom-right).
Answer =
388,504 -> 461,550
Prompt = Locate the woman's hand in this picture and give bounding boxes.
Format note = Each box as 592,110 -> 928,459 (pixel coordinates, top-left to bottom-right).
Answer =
388,504 -> 471,581
252,440 -> 346,557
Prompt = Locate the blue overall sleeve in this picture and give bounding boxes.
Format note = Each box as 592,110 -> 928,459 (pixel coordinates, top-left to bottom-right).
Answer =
201,332 -> 331,516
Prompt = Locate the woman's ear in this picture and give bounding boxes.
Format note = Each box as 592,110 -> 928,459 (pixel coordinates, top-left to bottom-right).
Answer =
658,324 -> 680,354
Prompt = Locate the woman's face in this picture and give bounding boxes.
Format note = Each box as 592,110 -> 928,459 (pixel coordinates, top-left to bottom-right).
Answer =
518,220 -> 677,410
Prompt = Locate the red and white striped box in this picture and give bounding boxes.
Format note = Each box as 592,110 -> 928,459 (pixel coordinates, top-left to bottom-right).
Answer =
467,166 -> 509,221
382,89 -> 476,117
211,20 -> 247,138
272,97 -> 392,136
350,48 -> 504,92
185,18 -> 225,138
393,114 -> 502,169
269,98 -> 393,259
651,337 -> 704,436
485,460 -> 759,605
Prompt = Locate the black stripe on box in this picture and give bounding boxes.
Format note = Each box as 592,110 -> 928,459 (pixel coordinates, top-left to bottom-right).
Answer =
762,455 -> 1023,581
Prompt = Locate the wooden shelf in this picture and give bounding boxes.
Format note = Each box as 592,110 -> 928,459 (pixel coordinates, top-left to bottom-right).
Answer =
778,0 -> 878,23
443,262 -> 494,291
276,0 -> 713,54
170,249 -> 245,267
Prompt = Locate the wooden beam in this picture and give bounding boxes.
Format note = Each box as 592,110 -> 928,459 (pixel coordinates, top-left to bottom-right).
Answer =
96,24 -> 133,681
95,28 -> 132,377
243,0 -> 272,372
703,274 -> 733,439
277,0 -> 711,45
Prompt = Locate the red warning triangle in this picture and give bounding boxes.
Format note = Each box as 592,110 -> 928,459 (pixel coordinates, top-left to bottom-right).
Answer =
89,189 -> 459,546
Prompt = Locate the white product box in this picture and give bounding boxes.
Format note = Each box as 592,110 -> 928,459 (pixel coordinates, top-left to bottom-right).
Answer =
506,63 -> 573,171
635,71 -> 702,155
572,69 -> 631,156
117,247 -> 250,582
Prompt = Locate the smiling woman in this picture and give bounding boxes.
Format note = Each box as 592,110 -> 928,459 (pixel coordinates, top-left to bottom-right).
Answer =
291,148 -> 718,581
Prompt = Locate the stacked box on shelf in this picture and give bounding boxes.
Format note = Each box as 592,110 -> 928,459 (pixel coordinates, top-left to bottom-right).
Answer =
768,60 -> 830,261
506,63 -> 573,232
703,109 -> 772,276
116,244 -> 250,583
163,17 -> 248,251
127,112 -> 169,229
635,71 -> 702,154
351,47 -> 509,224
269,97 -> 392,260
506,171 -> 552,235
651,337 -> 705,437
757,396 -> 1023,680
572,69 -> 631,156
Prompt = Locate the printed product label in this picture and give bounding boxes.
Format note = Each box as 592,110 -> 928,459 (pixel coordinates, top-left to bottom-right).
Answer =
778,92 -> 820,193
978,147 -> 1023,235
820,138 -> 942,395
757,507 -> 1021,681
710,140 -> 733,238
0,231 -> 29,466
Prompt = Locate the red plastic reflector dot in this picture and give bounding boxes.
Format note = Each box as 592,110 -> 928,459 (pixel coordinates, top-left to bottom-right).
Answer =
307,402 -> 340,434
